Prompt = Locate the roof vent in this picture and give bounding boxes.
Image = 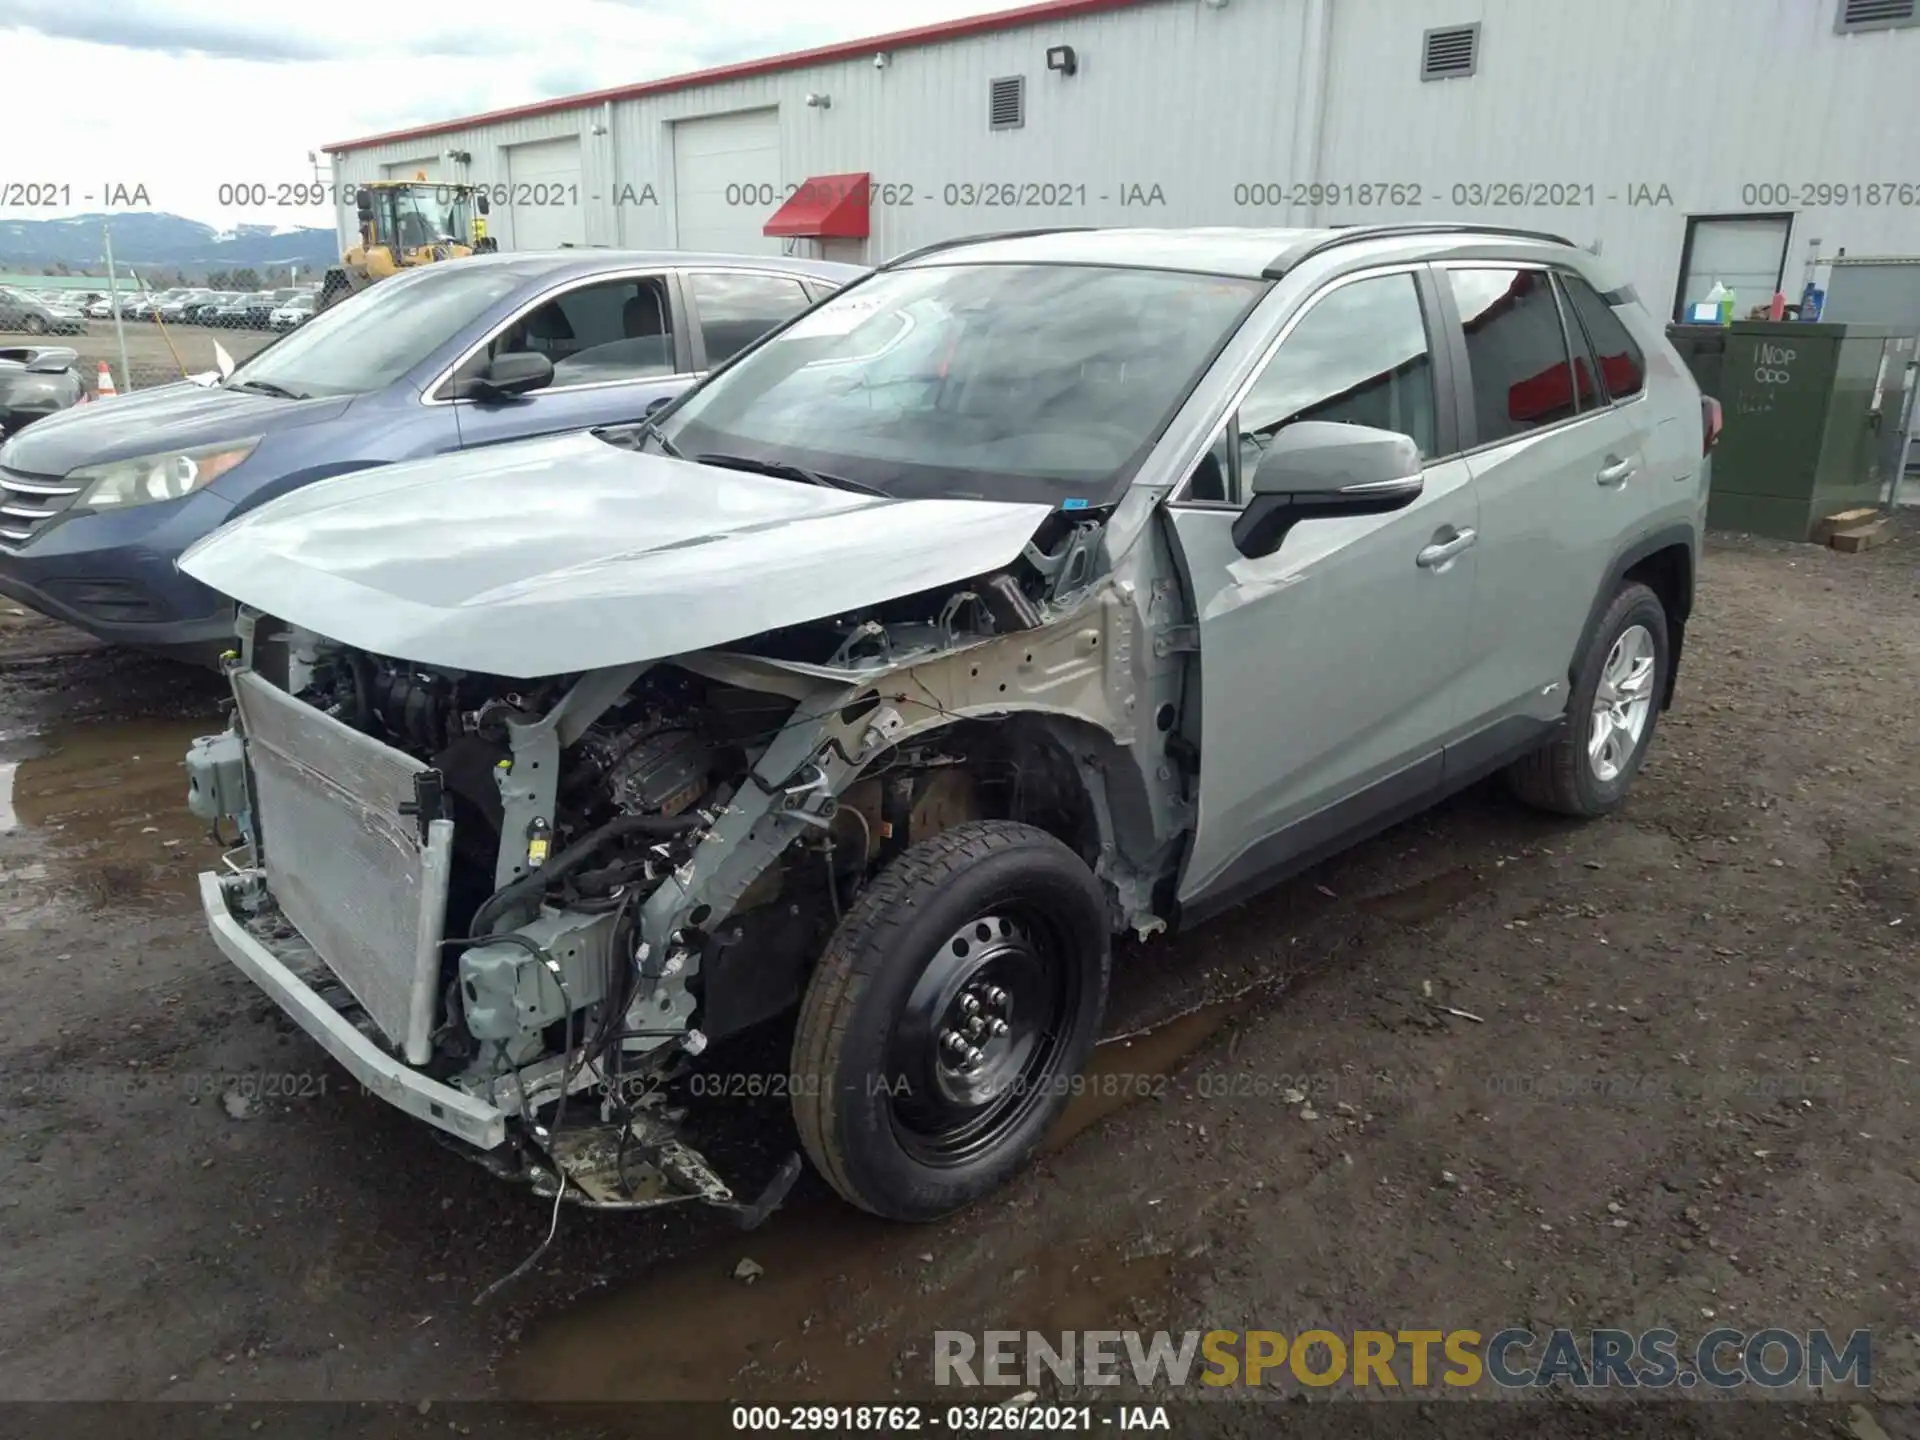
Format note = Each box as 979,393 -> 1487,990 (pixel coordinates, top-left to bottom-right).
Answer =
989,75 -> 1025,130
1836,0 -> 1917,31
1421,23 -> 1479,80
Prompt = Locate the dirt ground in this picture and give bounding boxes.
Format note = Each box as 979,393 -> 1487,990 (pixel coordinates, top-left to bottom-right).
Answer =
0,520 -> 1916,1435
0,321 -> 277,392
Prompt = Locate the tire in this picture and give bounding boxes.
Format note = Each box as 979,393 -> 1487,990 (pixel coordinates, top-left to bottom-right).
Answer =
791,820 -> 1111,1221
1507,580 -> 1668,817
21,314 -> 46,336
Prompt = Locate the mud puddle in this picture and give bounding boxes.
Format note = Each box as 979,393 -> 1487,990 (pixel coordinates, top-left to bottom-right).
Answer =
503,999 -> 1240,1403
0,712 -> 219,925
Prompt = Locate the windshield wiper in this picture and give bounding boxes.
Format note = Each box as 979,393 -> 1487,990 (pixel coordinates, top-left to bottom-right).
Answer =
225,378 -> 306,400
693,452 -> 887,497
637,417 -> 684,458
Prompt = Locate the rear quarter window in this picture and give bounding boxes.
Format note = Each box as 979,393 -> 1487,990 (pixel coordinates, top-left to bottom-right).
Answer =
1559,271 -> 1646,402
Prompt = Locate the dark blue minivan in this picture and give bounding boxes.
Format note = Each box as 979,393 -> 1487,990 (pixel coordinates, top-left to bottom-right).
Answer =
0,250 -> 861,657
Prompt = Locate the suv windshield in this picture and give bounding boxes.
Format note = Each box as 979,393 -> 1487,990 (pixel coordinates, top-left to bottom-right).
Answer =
655,263 -> 1265,505
224,264 -> 522,399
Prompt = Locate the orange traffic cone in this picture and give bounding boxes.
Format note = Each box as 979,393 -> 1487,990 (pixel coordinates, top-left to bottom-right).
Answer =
96,361 -> 117,398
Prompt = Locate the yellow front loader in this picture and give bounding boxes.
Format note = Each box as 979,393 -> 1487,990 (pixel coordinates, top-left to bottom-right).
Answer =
316,176 -> 497,312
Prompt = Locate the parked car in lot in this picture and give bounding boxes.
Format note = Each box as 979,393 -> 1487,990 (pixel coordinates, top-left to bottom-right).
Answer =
181,291 -> 239,325
0,346 -> 85,436
268,294 -> 315,330
0,249 -> 861,656
156,289 -> 218,324
174,224 -> 1715,1226
206,294 -> 257,328
122,289 -> 166,321
238,288 -> 303,329
0,287 -> 88,335
87,294 -> 134,320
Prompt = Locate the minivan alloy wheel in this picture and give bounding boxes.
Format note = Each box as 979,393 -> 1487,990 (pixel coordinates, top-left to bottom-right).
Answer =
1589,623 -> 1656,782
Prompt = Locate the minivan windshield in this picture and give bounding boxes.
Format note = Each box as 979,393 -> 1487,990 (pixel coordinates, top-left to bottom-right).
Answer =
654,263 -> 1265,506
224,264 -> 522,399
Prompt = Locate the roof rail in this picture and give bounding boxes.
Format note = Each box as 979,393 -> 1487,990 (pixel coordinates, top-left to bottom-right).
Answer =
882,226 -> 1100,269
1262,223 -> 1578,279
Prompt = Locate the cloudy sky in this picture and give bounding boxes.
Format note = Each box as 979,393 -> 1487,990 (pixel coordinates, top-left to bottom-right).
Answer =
0,0 -> 1015,231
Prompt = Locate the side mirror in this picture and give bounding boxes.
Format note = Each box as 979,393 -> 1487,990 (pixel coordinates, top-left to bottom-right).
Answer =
643,395 -> 672,417
24,347 -> 77,374
1231,421 -> 1424,560
354,188 -> 374,222
463,351 -> 554,401
475,194 -> 491,216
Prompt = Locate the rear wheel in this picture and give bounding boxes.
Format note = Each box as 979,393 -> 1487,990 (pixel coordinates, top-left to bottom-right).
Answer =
21,314 -> 46,336
1507,581 -> 1668,817
791,820 -> 1110,1221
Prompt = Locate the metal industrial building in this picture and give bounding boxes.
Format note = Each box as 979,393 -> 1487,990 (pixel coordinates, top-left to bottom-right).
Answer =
324,0 -> 1920,320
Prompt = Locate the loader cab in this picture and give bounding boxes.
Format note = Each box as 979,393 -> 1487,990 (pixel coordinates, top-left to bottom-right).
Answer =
356,183 -> 493,263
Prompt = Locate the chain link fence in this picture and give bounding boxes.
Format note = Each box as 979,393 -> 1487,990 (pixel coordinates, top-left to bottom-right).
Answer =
0,271 -> 315,404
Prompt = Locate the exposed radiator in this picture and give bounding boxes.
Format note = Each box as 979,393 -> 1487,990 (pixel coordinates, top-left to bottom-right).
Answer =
231,670 -> 453,1063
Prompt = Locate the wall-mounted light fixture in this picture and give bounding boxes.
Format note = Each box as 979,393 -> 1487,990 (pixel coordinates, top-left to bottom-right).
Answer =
1046,44 -> 1078,75
805,91 -> 832,108
874,50 -> 891,69
443,148 -> 472,164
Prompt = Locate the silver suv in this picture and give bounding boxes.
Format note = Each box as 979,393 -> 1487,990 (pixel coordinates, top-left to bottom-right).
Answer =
181,225 -> 1715,1226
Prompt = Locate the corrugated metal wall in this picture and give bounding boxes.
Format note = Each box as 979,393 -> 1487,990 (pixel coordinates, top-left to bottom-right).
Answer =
330,0 -> 1920,312
1319,0 -> 1920,315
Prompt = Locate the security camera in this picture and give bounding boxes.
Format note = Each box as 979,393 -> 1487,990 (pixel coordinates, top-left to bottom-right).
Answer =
874,51 -> 890,69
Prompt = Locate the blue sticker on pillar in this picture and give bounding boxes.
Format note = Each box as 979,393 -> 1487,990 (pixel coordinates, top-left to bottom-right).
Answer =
1061,498 -> 1089,510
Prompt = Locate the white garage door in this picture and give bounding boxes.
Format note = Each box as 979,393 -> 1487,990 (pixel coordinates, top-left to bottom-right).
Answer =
506,136 -> 585,250
673,109 -> 781,255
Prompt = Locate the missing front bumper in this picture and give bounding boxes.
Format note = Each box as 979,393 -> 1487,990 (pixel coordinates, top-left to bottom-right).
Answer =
200,867 -> 801,1224
199,869 -> 507,1148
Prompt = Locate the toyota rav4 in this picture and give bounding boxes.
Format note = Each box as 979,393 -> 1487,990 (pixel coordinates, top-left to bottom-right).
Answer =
181,224 -> 1717,1227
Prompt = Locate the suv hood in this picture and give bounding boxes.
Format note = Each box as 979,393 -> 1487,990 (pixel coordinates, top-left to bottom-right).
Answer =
179,429 -> 1054,678
0,380 -> 352,475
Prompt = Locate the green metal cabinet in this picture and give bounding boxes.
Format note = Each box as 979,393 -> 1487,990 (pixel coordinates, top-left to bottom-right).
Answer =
1706,321 -> 1914,541
1665,323 -> 1727,402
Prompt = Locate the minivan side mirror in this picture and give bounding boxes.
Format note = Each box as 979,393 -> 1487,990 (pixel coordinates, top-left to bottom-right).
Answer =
1231,421 -> 1425,560
462,351 -> 554,402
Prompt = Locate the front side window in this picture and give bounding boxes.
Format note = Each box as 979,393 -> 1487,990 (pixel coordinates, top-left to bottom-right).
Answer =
1447,268 -> 1581,443
689,272 -> 811,367
656,263 -> 1265,506
226,263 -> 524,399
1235,272 -> 1438,486
450,275 -> 676,392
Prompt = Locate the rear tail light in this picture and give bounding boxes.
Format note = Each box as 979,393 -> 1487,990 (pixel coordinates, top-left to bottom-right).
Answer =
1701,396 -> 1723,455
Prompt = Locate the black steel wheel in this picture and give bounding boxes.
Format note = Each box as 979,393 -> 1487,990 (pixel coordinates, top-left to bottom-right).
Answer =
792,820 -> 1109,1221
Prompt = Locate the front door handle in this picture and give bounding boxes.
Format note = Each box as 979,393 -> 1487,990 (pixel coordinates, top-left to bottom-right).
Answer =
1417,528 -> 1477,569
1597,457 -> 1635,487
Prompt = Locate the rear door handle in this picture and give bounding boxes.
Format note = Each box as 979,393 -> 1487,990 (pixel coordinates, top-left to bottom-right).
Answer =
1597,457 -> 1635,487
1417,528 -> 1476,569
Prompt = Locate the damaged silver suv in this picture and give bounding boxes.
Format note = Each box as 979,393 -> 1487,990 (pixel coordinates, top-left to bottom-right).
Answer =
181,224 -> 1715,1224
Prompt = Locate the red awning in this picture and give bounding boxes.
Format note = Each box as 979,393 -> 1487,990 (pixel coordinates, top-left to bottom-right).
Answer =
764,173 -> 871,239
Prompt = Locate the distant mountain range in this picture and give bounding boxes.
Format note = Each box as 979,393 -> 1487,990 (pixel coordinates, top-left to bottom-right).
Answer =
0,212 -> 338,276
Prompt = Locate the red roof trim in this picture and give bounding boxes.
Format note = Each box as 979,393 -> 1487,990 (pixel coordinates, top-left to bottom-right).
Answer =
764,173 -> 872,239
323,0 -> 1146,152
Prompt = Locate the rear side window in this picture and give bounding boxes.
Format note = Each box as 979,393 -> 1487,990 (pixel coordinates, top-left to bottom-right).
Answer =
690,272 -> 811,367
1559,272 -> 1646,402
1446,268 -> 1580,443
1551,275 -> 1602,412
